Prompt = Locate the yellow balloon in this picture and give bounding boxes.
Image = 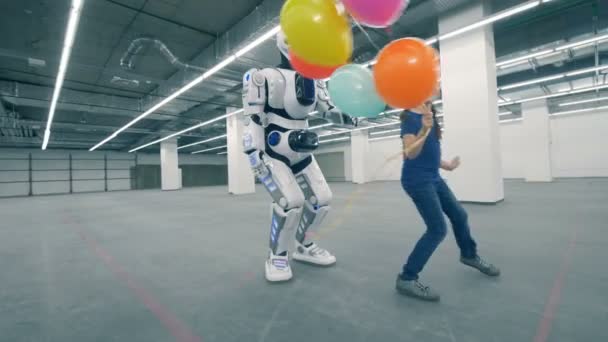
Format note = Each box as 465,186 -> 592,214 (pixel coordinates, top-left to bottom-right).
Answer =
280,0 -> 353,66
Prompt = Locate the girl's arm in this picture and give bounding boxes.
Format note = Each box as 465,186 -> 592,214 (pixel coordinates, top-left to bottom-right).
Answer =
441,157 -> 461,171
402,128 -> 431,159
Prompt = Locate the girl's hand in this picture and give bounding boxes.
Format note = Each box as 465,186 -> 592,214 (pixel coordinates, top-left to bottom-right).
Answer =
447,156 -> 461,171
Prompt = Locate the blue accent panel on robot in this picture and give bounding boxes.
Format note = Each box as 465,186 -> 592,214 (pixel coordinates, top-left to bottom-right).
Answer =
246,73 -> 250,81
267,131 -> 281,147
271,217 -> 278,243
261,175 -> 277,192
248,152 -> 258,166
295,74 -> 315,106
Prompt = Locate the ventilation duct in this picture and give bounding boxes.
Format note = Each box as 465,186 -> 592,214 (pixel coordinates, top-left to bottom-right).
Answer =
120,37 -> 205,73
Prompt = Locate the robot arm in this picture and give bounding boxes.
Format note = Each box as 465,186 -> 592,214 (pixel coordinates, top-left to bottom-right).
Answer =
314,80 -> 360,128
242,68 -> 267,154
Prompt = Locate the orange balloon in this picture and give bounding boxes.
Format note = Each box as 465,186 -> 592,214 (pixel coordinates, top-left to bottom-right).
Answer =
290,52 -> 342,79
373,38 -> 439,109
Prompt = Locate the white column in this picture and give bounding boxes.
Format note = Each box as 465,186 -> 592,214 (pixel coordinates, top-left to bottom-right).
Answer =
350,130 -> 369,184
438,2 -> 504,203
522,99 -> 553,182
160,137 -> 181,191
226,107 -> 255,194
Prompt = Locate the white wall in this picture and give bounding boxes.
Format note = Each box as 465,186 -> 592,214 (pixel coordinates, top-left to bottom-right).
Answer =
367,138 -> 402,181
0,148 -> 227,197
499,120 -> 526,179
550,110 -> 608,178
314,144 -> 352,182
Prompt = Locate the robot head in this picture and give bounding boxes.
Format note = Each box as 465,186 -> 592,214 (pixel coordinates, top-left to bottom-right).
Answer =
276,30 -> 293,70
276,30 -> 289,60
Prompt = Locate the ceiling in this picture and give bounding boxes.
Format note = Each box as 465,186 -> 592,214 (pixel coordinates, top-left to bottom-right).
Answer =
0,0 -> 606,152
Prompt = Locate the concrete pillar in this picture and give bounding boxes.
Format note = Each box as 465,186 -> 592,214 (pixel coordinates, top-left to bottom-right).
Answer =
351,130 -> 369,184
227,107 -> 255,194
522,99 -> 553,182
160,137 -> 181,191
438,2 -> 504,203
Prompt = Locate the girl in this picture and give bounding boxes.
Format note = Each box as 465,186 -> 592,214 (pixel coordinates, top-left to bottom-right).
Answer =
396,102 -> 500,302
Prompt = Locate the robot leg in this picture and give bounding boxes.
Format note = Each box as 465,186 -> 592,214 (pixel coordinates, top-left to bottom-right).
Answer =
292,156 -> 337,266
248,151 -> 305,281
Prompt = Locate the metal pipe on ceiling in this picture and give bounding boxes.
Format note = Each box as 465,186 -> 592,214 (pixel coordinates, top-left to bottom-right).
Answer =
120,37 -> 206,73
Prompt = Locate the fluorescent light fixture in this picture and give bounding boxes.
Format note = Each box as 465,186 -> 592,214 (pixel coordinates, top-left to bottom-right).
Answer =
319,137 -> 350,144
565,65 -> 608,77
42,0 -> 84,150
438,1 -> 540,41
128,109 -> 243,153
370,128 -> 401,136
499,111 -> 513,116
235,25 -> 281,57
425,37 -> 439,45
309,123 -> 333,130
559,96 -> 608,107
499,74 -> 565,91
552,105 -> 608,117
90,25 -> 280,151
498,83 -> 608,107
178,134 -> 227,150
499,118 -> 523,124
217,151 -> 228,155
192,145 -> 227,154
369,134 -> 401,142
556,33 -> 608,51
496,49 -> 554,68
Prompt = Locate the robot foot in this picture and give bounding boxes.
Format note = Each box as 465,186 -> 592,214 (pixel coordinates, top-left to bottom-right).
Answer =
265,252 -> 293,282
293,242 -> 337,267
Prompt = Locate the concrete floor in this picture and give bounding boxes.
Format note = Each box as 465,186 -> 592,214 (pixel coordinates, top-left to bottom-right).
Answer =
1,179 -> 607,342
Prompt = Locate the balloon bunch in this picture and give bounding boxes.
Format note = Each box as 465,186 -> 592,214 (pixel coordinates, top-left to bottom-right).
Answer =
280,0 -> 439,117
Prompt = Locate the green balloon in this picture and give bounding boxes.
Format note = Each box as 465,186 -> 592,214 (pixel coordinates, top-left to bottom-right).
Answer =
328,64 -> 386,118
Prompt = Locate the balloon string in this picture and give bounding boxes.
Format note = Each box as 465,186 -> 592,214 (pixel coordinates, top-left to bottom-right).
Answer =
352,19 -> 381,52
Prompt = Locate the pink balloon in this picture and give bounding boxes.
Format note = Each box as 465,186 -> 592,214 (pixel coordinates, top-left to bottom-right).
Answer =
342,0 -> 409,28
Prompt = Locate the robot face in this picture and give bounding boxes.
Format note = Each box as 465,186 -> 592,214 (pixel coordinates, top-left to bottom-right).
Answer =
276,31 -> 290,60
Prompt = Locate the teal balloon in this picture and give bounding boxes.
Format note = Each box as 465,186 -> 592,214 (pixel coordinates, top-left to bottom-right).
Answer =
328,64 -> 386,118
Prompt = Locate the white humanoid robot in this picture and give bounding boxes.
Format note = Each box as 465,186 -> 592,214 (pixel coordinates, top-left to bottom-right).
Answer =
242,31 -> 357,282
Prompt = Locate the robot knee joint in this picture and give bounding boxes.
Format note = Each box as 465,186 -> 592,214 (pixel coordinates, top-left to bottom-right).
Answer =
279,192 -> 305,211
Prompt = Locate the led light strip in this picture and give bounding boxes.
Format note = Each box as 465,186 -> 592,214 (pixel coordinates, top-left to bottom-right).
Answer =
192,145 -> 227,154
128,108 -> 243,153
498,65 -> 608,91
90,25 -> 281,151
499,83 -> 608,106
319,137 -> 350,144
440,1 -> 541,41
370,128 -> 401,136
559,96 -> 608,107
42,0 -> 84,150
497,33 -> 608,69
369,134 -> 401,142
551,104 -> 608,117
177,134 -> 227,150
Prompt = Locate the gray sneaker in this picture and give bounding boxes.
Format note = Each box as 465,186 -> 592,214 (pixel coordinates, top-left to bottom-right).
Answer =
460,256 -> 501,276
395,276 -> 440,302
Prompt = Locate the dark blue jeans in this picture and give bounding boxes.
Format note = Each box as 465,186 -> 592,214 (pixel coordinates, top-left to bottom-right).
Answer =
401,178 -> 477,280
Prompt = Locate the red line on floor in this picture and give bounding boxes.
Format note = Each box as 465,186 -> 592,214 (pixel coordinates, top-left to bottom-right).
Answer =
75,227 -> 202,342
533,229 -> 578,342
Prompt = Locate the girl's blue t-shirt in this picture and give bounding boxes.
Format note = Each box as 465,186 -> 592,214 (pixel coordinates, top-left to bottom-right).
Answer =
400,111 -> 441,186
